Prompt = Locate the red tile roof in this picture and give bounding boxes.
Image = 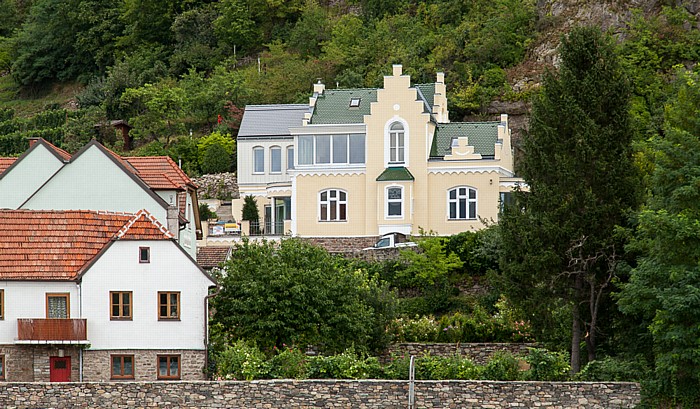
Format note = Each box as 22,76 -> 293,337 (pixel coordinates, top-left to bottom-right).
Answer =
0,157 -> 17,174
0,209 -> 173,281
125,156 -> 197,190
196,246 -> 231,269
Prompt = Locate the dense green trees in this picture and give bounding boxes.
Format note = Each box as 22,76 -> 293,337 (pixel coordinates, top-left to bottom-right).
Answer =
498,27 -> 641,373
211,238 -> 396,354
618,70 -> 700,407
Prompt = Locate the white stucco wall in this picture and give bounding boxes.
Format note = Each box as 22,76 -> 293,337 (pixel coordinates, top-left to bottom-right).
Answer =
79,240 -> 214,350
0,145 -> 64,209
237,138 -> 295,190
21,145 -> 168,224
0,282 -> 78,344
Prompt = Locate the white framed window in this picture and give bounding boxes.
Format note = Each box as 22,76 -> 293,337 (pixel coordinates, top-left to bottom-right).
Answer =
389,122 -> 405,163
319,189 -> 347,221
448,187 -> 477,220
253,146 -> 264,173
270,146 -> 281,173
297,134 -> 365,166
386,186 -> 403,218
287,146 -> 294,170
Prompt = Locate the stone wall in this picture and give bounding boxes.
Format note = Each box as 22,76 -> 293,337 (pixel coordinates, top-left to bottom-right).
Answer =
193,173 -> 239,200
82,350 -> 206,382
385,343 -> 537,365
0,380 -> 641,408
302,236 -> 379,252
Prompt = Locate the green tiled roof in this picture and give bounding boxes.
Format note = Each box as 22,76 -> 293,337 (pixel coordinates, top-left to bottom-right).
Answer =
430,122 -> 499,158
376,166 -> 415,181
415,83 -> 435,113
310,89 -> 378,124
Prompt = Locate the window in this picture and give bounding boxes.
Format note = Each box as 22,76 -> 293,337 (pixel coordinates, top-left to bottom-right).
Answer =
253,147 -> 264,173
0,289 -> 4,320
287,146 -> 294,170
319,189 -> 347,221
389,122 -> 405,163
110,291 -> 133,320
139,247 -> 150,263
158,292 -> 180,320
0,355 -> 4,380
157,355 -> 180,380
111,355 -> 134,379
46,293 -> 70,319
270,146 -> 281,173
298,134 -> 366,165
448,187 -> 477,220
387,186 -> 403,217
349,97 -> 361,108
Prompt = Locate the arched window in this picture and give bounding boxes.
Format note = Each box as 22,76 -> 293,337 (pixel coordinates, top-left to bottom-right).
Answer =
389,122 -> 405,163
448,187 -> 477,220
253,146 -> 264,173
319,189 -> 347,221
386,186 -> 403,218
270,146 -> 281,173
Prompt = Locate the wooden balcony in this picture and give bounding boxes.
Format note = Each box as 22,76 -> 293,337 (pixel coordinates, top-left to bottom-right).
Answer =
17,319 -> 87,343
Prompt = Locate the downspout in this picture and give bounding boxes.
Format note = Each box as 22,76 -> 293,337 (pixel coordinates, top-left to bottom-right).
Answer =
77,282 -> 83,382
204,286 -> 220,378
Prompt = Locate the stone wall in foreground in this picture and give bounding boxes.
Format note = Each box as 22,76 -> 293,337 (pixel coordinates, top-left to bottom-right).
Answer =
0,379 -> 641,409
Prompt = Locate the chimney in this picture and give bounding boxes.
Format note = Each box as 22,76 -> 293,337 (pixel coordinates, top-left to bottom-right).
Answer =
167,206 -> 180,240
28,137 -> 41,148
313,79 -> 325,95
393,64 -> 403,76
436,72 -> 444,83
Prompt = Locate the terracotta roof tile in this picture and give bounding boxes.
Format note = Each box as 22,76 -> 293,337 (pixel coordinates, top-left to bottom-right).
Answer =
125,156 -> 197,190
0,157 -> 17,174
196,246 -> 231,269
0,209 -> 173,281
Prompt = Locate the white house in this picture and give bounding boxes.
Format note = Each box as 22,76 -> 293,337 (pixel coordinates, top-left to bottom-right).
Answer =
0,209 -> 216,382
0,138 -> 201,257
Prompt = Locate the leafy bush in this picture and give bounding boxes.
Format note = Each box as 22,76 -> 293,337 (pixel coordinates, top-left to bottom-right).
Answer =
269,346 -> 308,379
216,340 -> 270,380
305,348 -> 383,379
201,142 -> 231,174
524,348 -> 570,381
415,353 -> 481,380
576,356 -> 649,382
199,203 -> 217,221
480,352 -> 521,381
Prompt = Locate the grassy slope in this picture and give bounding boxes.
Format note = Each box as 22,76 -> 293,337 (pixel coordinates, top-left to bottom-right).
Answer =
0,75 -> 82,117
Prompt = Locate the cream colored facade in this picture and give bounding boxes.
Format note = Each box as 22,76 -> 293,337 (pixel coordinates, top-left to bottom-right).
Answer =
236,65 -> 521,238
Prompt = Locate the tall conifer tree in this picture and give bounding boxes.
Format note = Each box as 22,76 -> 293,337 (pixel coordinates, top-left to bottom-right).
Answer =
498,27 -> 640,373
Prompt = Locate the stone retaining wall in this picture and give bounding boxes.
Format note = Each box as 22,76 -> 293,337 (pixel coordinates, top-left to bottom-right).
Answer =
385,343 -> 537,365
0,380 -> 641,409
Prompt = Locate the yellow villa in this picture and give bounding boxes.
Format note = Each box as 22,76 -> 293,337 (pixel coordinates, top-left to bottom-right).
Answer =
235,65 -> 521,247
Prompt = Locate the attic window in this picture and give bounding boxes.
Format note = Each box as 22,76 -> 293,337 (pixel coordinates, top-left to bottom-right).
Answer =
349,98 -> 361,108
139,247 -> 150,263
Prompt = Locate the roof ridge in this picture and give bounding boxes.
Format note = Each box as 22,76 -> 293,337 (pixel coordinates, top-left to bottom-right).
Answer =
115,209 -> 175,240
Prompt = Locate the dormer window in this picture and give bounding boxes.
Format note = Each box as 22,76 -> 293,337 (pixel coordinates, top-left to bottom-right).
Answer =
349,98 -> 361,108
139,247 -> 150,263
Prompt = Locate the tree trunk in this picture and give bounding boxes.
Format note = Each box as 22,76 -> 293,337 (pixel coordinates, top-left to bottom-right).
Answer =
571,305 -> 581,374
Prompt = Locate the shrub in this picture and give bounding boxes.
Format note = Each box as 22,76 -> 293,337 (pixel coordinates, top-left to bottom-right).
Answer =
216,340 -> 270,380
481,352 -> 521,381
269,346 -> 307,379
525,348 -> 570,381
199,203 -> 217,221
576,355 -> 649,382
305,348 -> 383,379
201,142 -> 231,174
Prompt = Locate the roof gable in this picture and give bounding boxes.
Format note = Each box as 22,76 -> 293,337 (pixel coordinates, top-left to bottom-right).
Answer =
125,156 -> 196,190
430,122 -> 500,158
0,209 -> 172,281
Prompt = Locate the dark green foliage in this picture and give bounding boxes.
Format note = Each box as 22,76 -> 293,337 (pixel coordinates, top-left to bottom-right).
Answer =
617,70 -> 700,407
241,195 -> 259,222
445,227 -> 500,276
198,203 -> 216,221
575,355 -> 649,382
201,142 -> 231,174
524,348 -> 570,381
211,238 -> 397,354
480,352 -> 522,381
499,27 -> 641,371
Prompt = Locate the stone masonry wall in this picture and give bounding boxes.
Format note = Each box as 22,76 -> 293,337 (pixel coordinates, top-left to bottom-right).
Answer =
385,343 -> 537,365
82,350 -> 206,382
302,236 -> 379,252
0,380 -> 641,409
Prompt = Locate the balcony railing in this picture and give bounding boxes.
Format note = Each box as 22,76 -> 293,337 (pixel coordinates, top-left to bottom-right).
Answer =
17,319 -> 87,341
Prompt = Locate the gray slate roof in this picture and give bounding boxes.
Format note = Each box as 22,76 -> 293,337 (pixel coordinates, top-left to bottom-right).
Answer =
430,122 -> 500,158
238,104 -> 308,138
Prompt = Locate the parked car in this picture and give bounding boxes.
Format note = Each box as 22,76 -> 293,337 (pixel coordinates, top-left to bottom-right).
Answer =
364,233 -> 418,250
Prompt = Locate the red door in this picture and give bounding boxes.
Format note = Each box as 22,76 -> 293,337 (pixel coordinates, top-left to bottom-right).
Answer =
49,357 -> 71,382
